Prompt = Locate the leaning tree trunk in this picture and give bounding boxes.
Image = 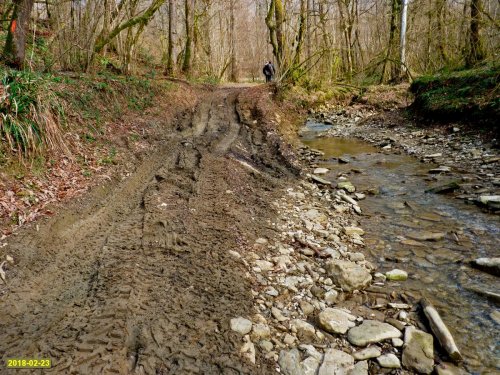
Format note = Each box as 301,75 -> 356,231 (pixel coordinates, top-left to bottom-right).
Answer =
3,0 -> 35,69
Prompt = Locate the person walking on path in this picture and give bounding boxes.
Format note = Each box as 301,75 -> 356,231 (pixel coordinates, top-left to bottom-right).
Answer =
263,61 -> 275,82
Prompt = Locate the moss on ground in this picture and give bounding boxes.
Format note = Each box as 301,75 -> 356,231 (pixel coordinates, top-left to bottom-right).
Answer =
410,66 -> 499,125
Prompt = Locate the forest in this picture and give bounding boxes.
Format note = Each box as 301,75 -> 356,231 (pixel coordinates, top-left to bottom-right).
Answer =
1,0 -> 498,83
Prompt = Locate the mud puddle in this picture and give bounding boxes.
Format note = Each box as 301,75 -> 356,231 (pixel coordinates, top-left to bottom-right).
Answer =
301,122 -> 500,374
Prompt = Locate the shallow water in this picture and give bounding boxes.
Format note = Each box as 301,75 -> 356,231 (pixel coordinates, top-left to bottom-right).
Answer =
302,122 -> 500,374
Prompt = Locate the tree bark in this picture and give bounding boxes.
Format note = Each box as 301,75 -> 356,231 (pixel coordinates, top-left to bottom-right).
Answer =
3,0 -> 35,69
229,0 -> 238,82
182,0 -> 195,75
465,0 -> 486,67
165,0 -> 175,75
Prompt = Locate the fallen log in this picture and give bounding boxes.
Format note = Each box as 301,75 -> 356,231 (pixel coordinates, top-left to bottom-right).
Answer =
421,298 -> 462,362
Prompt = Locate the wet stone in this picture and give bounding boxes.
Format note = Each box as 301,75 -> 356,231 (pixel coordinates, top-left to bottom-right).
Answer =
386,269 -> 408,281
402,327 -> 434,374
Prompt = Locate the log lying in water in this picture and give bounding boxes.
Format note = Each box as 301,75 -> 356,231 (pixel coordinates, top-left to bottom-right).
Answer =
421,298 -> 462,362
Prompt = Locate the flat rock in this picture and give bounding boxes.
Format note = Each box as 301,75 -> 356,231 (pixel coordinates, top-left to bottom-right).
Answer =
344,226 -> 365,236
347,320 -> 402,346
326,260 -> 372,292
254,260 -> 274,271
314,167 -> 329,175
377,353 -> 401,368
386,269 -> 408,281
407,231 -> 445,241
318,308 -> 357,334
352,346 -> 381,360
402,327 -> 434,374
471,257 -> 500,277
230,317 -> 252,335
338,181 -> 356,193
318,349 -> 354,375
311,175 -> 331,185
290,319 -> 316,342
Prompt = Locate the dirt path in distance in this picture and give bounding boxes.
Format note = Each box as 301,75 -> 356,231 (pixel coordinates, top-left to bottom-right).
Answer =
0,87 -> 297,374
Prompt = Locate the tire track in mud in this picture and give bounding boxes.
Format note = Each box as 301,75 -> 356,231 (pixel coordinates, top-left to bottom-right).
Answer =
0,88 -> 286,374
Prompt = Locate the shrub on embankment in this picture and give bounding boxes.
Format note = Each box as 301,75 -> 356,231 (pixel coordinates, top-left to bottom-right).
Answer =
410,66 -> 499,125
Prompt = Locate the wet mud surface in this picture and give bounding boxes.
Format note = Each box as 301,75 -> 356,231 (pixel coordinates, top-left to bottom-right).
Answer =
0,88 -> 294,374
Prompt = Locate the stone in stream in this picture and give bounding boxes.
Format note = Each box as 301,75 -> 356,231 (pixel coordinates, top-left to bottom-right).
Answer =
326,260 -> 372,292
318,349 -> 354,375
318,308 -> 357,334
347,320 -> 402,346
343,226 -> 365,236
386,269 -> 408,281
407,231 -> 446,241
377,353 -> 401,368
428,166 -> 451,174
230,317 -> 252,335
352,346 -> 382,360
314,167 -> 329,175
338,181 -> 356,193
425,181 -> 460,194
477,195 -> 500,209
435,362 -> 469,375
402,327 -> 434,374
471,257 -> 500,277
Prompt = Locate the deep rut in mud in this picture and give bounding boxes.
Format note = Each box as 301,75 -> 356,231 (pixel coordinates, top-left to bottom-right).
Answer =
0,88 -> 291,374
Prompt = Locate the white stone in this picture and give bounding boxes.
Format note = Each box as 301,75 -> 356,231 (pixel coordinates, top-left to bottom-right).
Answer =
314,168 -> 330,175
347,320 -> 402,346
324,290 -> 339,305
392,338 -> 404,347
230,317 -> 252,335
326,260 -> 372,292
386,269 -> 408,281
318,308 -> 357,334
377,353 -> 401,368
250,324 -> 270,341
352,346 -> 382,360
290,319 -> 316,341
351,360 -> 369,375
255,260 -> 274,271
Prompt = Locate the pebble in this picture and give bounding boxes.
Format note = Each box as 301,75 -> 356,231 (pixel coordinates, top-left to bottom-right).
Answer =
314,167 -> 329,175
290,319 -> 316,342
251,323 -> 271,341
392,337 -> 404,347
386,269 -> 408,281
300,301 -> 315,316
352,346 -> 381,360
377,353 -> 401,368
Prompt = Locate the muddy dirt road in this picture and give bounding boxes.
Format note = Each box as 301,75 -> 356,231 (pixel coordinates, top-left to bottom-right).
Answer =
0,87 -> 294,374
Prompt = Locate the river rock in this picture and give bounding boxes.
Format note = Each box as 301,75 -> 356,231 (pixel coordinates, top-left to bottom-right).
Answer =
290,319 -> 317,342
318,308 -> 357,334
351,360 -> 368,375
471,257 -> 500,277
240,335 -> 256,364
279,349 -> 302,375
300,301 -> 315,315
344,226 -> 365,236
259,340 -> 274,352
255,260 -> 274,272
402,327 -> 434,374
311,175 -> 331,185
272,307 -> 288,322
231,317 -> 252,335
318,349 -> 354,375
407,231 -> 445,241
327,260 -> 372,292
435,362 -> 468,375
324,290 -> 339,304
347,320 -> 402,346
386,269 -> 408,281
304,209 -> 328,225
477,195 -> 500,209
352,346 -> 382,360
338,181 -> 356,193
314,168 -> 329,175
377,353 -> 401,368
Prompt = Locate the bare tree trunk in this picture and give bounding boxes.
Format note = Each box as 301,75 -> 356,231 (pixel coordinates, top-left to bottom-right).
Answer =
182,0 -> 195,74
229,0 -> 238,82
465,0 -> 486,67
399,0 -> 408,77
380,0 -> 400,83
165,0 -> 175,75
3,0 -> 35,69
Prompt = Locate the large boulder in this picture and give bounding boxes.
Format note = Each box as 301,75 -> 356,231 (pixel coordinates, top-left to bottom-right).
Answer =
347,320 -> 402,346
326,260 -> 372,292
402,327 -> 434,374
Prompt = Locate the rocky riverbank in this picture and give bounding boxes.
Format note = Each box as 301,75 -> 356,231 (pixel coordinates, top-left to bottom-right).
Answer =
306,106 -> 499,213
228,145 -> 466,374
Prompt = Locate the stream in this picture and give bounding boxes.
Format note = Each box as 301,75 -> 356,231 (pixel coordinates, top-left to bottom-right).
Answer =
301,121 -> 500,374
